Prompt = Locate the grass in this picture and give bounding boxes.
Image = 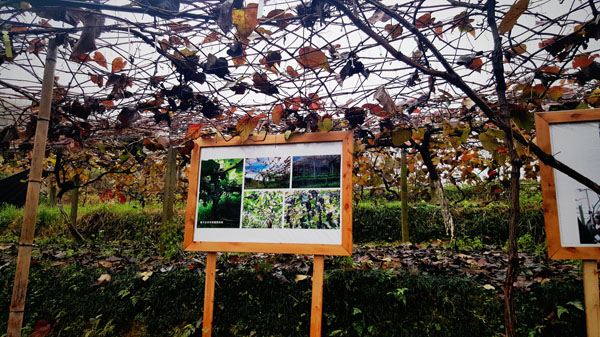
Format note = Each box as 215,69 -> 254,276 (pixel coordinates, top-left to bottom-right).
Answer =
0,201 -> 179,239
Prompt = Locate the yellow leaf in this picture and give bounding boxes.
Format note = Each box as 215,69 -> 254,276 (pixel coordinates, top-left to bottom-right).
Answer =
392,129 -> 412,146
498,0 -> 530,35
546,86 -> 563,101
575,101 -> 590,110
111,57 -> 127,73
318,117 -> 333,132
586,88 -> 600,105
236,114 -> 260,142
180,48 -> 198,56
232,3 -> 259,39
97,274 -> 111,284
412,128 -> 425,140
479,129 -> 503,151
296,46 -> 331,72
294,274 -> 308,282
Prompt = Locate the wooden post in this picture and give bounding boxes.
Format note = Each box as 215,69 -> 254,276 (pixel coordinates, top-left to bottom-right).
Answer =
7,37 -> 58,337
161,146 -> 177,253
400,149 -> 409,242
162,146 -> 177,223
48,177 -> 56,205
310,255 -> 325,337
583,260 -> 600,337
202,252 -> 217,337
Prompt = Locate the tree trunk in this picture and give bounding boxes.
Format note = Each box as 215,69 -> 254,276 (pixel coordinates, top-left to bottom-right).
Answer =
69,175 -> 79,228
484,2 -> 522,335
418,129 -> 455,240
433,179 -> 454,240
401,149 -> 409,242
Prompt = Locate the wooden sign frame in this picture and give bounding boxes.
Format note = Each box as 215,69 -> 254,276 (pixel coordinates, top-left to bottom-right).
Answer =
183,131 -> 353,256
535,108 -> 600,260
184,131 -> 353,337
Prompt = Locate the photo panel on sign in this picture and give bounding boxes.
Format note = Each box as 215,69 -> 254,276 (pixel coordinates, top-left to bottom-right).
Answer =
193,140 -> 344,245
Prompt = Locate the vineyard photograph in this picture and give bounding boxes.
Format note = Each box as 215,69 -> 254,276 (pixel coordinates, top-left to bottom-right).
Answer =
197,158 -> 244,228
292,155 -> 341,188
285,190 -> 341,229
242,190 -> 284,228
244,157 -> 291,189
1,0 -> 600,336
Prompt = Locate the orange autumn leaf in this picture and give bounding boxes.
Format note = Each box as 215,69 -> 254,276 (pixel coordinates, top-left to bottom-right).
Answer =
236,114 -> 260,142
232,3 -> 259,39
90,74 -> 103,88
434,25 -> 444,37
111,57 -> 127,73
546,86 -> 563,101
186,123 -> 205,140
92,51 -> 107,68
467,57 -> 483,72
573,53 -> 597,69
71,53 -> 92,63
202,31 -> 220,44
539,65 -> 560,74
498,0 -> 529,35
286,65 -> 299,78
451,11 -> 475,37
266,9 -> 294,29
384,23 -> 403,40
232,54 -> 247,66
296,46 -> 331,72
272,104 -> 284,124
101,100 -> 115,108
416,13 -> 435,28
538,36 -> 557,49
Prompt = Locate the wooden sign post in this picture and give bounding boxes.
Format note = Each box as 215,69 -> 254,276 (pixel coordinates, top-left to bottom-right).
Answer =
535,109 -> 600,337
185,132 -> 353,336
583,261 -> 600,337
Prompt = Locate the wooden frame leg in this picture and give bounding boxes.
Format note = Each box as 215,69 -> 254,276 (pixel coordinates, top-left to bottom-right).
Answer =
202,252 -> 217,337
583,260 -> 600,337
311,255 -> 325,337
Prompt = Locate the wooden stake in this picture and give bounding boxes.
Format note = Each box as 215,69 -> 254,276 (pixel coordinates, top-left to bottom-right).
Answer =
161,146 -> 177,253
162,146 -> 177,224
7,37 -> 58,337
69,174 -> 80,228
310,255 -> 325,337
400,149 -> 409,242
202,252 -> 217,337
583,260 -> 600,337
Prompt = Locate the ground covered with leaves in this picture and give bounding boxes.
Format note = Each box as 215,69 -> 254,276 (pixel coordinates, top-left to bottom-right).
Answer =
0,238 -> 587,337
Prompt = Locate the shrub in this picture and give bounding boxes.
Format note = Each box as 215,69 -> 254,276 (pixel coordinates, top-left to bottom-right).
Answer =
0,264 -> 584,337
353,201 -> 546,245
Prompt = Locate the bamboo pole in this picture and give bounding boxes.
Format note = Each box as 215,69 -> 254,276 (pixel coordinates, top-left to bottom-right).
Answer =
310,255 -> 325,337
202,252 -> 217,337
400,149 -> 409,242
7,37 -> 58,337
583,260 -> 600,337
